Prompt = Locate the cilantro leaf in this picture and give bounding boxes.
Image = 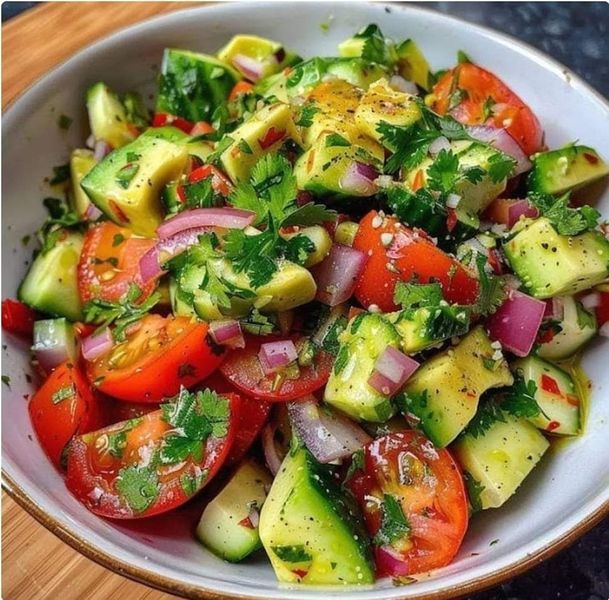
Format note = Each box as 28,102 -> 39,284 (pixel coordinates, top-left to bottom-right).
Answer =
373,494 -> 411,547
474,252 -> 507,316
527,192 -> 600,236
356,24 -> 391,65
51,384 -> 75,405
463,471 -> 485,514
284,234 -> 316,266
116,465 -> 159,513
280,202 -> 336,227
272,545 -> 312,563
325,133 -> 351,148
465,400 -> 506,439
426,149 -> 460,194
49,164 -> 71,185
487,152 -> 516,183
116,162 -> 140,189
457,50 -> 472,64
393,282 -> 443,310
239,308 -> 276,335
296,102 -> 320,127
250,153 -> 298,222
501,376 -> 542,419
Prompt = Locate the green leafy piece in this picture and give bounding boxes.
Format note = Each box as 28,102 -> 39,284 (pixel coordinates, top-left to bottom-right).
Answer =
180,470 -> 208,496
206,135 -> 234,165
280,202 -> 337,227
57,114 -> 73,130
272,545 -> 312,563
183,177 -> 217,209
344,448 -> 364,483
373,493 -> 411,547
394,282 -> 443,311
49,164 -> 71,185
116,162 -> 140,189
123,91 -> 150,128
107,431 -> 128,459
481,97 -> 495,122
457,50 -> 472,64
238,138 -> 253,155
321,315 -> 348,355
51,384 -> 75,405
575,301 -> 596,330
38,197 -> 83,255
424,305 -> 471,340
463,471 -> 485,514
295,102 -> 320,127
116,465 -> 159,513
250,153 -> 298,222
466,400 -> 506,439
83,284 -> 161,341
527,192 -> 601,236
487,152 -> 516,183
1,375 -> 10,388
474,252 -> 507,317
239,308 -> 276,336
333,345 -> 350,375
112,233 -> 125,247
501,377 -> 542,419
284,234 -> 316,266
325,133 -> 351,148
356,24 -> 391,65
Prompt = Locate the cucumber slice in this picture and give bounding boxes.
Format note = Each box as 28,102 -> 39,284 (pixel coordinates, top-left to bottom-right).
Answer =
196,459 -> 272,562
86,82 -> 136,149
513,356 -> 581,435
18,231 -> 83,321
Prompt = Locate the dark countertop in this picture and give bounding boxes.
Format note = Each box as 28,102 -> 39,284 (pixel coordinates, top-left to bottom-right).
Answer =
2,2 -> 608,599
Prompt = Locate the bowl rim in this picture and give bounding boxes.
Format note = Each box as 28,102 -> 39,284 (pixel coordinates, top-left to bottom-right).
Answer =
2,2 -> 608,598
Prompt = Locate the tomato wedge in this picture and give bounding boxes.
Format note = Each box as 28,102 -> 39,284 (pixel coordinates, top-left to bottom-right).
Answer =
201,371 -> 270,466
78,222 -> 156,304
353,211 -> 479,312
348,430 -> 468,577
66,389 -> 239,518
220,335 -> 333,401
29,362 -> 104,468
87,315 -> 225,403
2,298 -> 35,338
432,63 -> 543,155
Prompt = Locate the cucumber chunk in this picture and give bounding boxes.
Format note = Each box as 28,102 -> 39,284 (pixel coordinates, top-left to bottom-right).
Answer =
18,231 -> 83,321
196,459 -> 272,562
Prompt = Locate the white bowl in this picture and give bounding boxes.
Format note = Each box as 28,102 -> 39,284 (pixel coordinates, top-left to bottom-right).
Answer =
2,2 -> 608,598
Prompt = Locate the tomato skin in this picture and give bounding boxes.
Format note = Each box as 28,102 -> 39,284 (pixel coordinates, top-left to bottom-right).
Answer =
348,430 -> 468,577
229,80 -> 254,102
200,372 -> 270,466
29,362 -> 104,468
152,112 -> 194,134
2,299 -> 36,338
596,292 -> 609,326
190,121 -> 214,137
432,63 -> 543,156
188,164 -> 233,196
78,222 -> 156,305
87,315 -> 225,403
353,211 -> 479,312
220,335 -> 334,402
65,393 -> 239,519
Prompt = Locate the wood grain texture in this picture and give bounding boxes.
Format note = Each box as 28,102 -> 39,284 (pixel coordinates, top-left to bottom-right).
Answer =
2,5 -> 203,598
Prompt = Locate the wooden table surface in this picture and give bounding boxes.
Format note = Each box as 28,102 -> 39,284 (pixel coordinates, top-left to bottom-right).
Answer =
2,5 -> 204,598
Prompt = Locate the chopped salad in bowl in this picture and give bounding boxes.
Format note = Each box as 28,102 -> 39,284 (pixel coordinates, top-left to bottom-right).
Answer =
4,22 -> 609,587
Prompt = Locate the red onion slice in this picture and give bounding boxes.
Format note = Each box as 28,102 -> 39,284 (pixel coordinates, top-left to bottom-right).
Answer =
32,319 -> 77,373
484,198 -> 539,229
84,202 -> 103,221
287,396 -> 372,463
580,292 -> 601,310
311,244 -> 367,306
81,328 -> 113,362
157,207 -> 256,239
467,126 -> 532,176
262,423 -> 283,475
340,161 -> 379,196
139,227 -> 210,284
543,297 -> 565,322
376,545 -> 409,577
389,75 -> 418,95
485,289 -> 546,357
93,139 -> 112,161
232,53 -> 265,81
209,320 -> 245,349
368,347 -> 419,396
258,339 -> 298,374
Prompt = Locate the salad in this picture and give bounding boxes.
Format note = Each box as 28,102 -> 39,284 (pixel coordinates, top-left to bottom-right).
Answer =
4,23 -> 609,586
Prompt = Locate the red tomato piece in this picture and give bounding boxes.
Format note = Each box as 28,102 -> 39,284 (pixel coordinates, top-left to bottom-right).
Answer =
432,63 -> 543,156
86,315 -> 225,403
258,127 -> 286,150
229,80 -> 254,102
190,121 -> 215,137
152,112 -> 194,134
188,164 -> 233,196
596,292 -> 609,326
2,298 -> 36,338
200,371 -> 271,466
348,430 -> 468,577
29,362 -> 104,468
220,335 -> 333,401
353,211 -> 479,312
65,391 -> 239,518
77,222 -> 156,304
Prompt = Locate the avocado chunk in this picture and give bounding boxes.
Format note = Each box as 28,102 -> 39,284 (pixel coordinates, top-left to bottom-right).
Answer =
220,103 -> 302,183
86,82 -> 138,149
395,39 -> 431,90
259,444 -> 374,584
403,140 -> 510,227
156,49 -> 240,122
387,304 -> 471,354
217,34 -> 300,81
399,326 -> 513,447
81,133 -> 188,237
528,145 -> 609,196
537,296 -> 597,360
503,217 -> 609,298
324,313 -> 401,422
18,231 -> 83,321
142,125 -> 215,162
294,132 -> 381,197
454,411 -> 549,509
512,356 -> 580,435
354,78 -> 422,142
196,459 -> 272,562
70,149 -> 97,218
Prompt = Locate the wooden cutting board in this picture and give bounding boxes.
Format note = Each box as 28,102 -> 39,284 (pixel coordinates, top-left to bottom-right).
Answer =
2,5 -> 204,598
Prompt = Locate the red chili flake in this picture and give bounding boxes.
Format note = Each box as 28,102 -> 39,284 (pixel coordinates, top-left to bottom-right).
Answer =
541,374 -> 561,396
177,185 -> 186,203
292,569 -> 308,579
547,420 -> 561,431
566,394 -> 580,407
537,327 -> 556,345
258,127 -> 286,150
583,152 -> 599,165
238,516 -> 255,529
109,200 -> 129,224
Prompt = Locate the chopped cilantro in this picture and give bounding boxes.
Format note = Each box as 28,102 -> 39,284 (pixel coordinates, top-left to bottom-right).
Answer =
57,114 -> 73,130
373,493 -> 411,546
575,301 -> 596,330
295,102 -> 320,127
116,162 -> 140,189
51,384 -> 75,404
116,465 -> 159,513
321,315 -> 348,355
272,545 -> 312,563
481,97 -> 495,121
240,308 -> 276,336
466,400 -> 506,438
356,24 -> 391,65
49,164 -> 71,185
107,431 -> 127,458
501,376 -> 542,419
344,448 -> 364,483
474,252 -> 507,316
527,192 -> 600,236
238,138 -> 253,154
394,282 -> 443,311
487,152 -> 517,183
325,133 -> 351,148
112,233 -> 125,247
463,471 -> 485,514
457,50 -> 472,64
180,470 -> 208,496
1,375 -> 11,388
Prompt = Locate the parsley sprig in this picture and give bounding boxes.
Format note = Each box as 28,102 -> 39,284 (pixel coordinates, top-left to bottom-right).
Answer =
83,283 -> 161,341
